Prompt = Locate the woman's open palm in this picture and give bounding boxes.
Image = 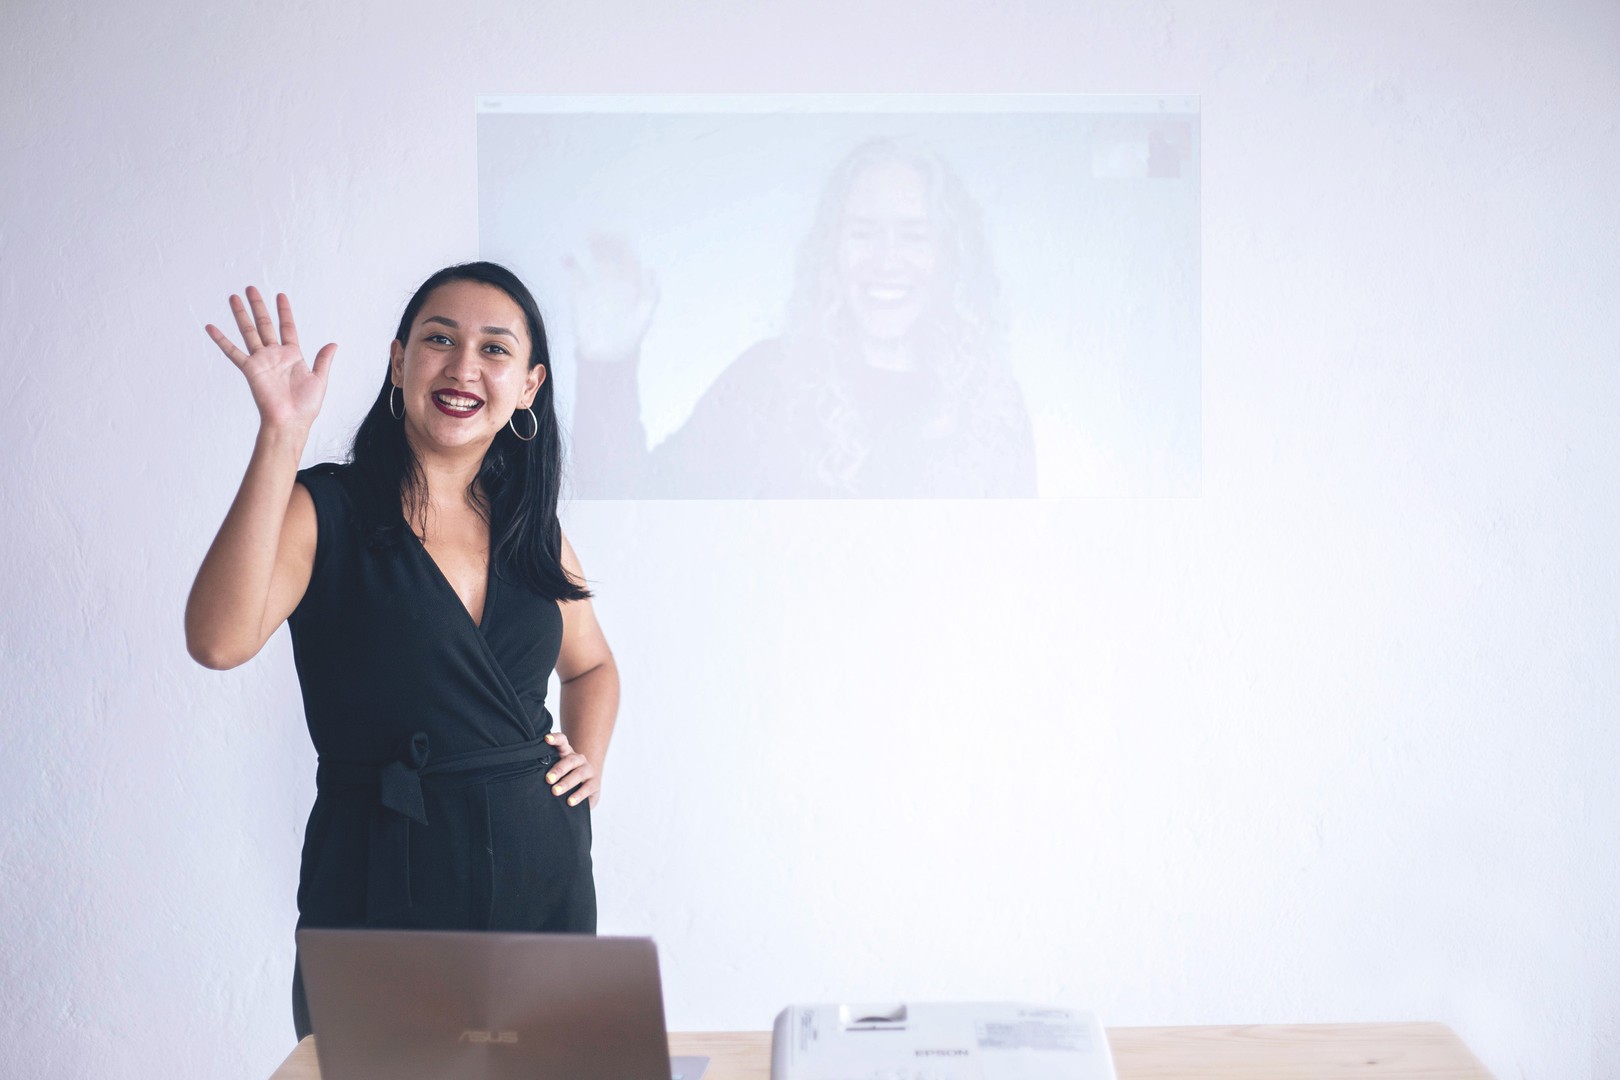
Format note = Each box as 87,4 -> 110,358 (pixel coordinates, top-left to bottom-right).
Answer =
205,286 -> 337,430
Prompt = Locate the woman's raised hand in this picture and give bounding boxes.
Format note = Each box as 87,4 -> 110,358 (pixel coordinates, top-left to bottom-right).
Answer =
205,286 -> 337,432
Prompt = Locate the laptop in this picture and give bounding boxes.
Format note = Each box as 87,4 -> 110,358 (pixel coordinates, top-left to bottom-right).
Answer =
296,928 -> 709,1080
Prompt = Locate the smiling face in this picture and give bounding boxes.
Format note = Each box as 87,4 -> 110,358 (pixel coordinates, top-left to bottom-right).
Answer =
388,279 -> 546,456
835,159 -> 942,343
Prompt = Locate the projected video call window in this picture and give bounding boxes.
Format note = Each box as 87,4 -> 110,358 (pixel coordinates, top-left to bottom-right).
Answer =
478,94 -> 1201,499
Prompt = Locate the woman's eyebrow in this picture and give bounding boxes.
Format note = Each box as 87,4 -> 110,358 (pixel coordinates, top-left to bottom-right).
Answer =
423,315 -> 518,340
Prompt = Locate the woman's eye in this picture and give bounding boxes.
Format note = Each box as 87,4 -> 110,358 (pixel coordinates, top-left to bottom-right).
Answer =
421,332 -> 510,355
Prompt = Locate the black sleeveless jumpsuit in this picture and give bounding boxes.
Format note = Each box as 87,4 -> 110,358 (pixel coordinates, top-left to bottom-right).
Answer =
285,462 -> 595,1039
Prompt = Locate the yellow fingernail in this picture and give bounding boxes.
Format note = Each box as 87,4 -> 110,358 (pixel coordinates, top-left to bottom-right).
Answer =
553,785 -> 563,795
546,773 -> 556,783
569,797 -> 579,806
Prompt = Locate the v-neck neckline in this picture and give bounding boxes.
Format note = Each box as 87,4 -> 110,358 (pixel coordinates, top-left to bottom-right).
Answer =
403,518 -> 496,634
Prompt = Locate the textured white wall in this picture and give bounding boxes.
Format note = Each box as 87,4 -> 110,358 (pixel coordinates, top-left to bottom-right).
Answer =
3,2 -> 1617,1079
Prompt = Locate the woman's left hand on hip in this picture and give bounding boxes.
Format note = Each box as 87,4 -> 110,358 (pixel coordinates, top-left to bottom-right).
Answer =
544,731 -> 600,808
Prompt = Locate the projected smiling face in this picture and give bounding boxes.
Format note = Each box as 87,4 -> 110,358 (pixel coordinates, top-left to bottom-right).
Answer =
835,160 -> 940,347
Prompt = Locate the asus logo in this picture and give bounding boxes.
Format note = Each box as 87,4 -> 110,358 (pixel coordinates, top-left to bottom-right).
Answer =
459,1029 -> 519,1044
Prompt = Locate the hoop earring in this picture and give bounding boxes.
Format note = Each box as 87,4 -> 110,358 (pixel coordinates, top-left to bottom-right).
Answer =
389,385 -> 403,420
508,406 -> 539,442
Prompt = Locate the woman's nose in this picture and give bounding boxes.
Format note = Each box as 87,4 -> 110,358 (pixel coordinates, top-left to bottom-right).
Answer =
875,237 -> 905,269
443,344 -> 480,379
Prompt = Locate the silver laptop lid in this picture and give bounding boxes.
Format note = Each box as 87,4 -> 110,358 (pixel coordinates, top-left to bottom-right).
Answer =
296,929 -> 674,1080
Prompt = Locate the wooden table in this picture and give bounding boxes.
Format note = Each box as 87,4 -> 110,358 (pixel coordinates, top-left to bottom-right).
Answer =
269,1023 -> 1495,1078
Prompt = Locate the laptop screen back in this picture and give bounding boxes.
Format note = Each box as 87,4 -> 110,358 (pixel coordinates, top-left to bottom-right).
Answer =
296,929 -> 674,1080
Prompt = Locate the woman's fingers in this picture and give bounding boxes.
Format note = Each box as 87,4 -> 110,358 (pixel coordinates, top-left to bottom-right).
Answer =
311,342 -> 338,382
276,293 -> 300,351
245,286 -> 278,347
544,732 -> 597,803
542,732 -> 574,780
204,323 -> 249,366
558,770 -> 600,807
229,293 -> 264,352
217,288 -> 329,369
547,752 -> 594,800
544,757 -> 589,790
207,287 -> 336,429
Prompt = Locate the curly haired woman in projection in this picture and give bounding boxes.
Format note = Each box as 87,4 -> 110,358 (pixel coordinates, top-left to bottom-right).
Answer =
185,263 -> 617,1038
569,136 -> 1038,499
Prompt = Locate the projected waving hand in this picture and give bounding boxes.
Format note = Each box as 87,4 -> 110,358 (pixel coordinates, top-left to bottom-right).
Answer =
564,233 -> 660,365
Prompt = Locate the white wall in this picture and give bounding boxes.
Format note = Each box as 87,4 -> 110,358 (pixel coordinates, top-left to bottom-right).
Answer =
3,2 -> 1617,1078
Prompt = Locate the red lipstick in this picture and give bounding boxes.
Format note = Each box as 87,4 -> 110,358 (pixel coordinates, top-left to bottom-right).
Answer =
431,389 -> 484,417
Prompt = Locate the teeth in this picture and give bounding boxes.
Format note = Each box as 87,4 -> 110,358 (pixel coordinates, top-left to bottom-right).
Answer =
435,393 -> 481,409
866,286 -> 910,300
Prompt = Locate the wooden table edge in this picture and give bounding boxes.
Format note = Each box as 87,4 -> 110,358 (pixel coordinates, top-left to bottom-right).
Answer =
270,1020 -> 1493,1079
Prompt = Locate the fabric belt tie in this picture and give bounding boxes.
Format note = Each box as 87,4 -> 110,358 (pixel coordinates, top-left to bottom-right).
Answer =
315,732 -> 558,920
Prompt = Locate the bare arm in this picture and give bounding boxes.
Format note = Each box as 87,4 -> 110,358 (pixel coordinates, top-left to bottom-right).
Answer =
546,532 -> 619,808
184,287 -> 336,669
184,431 -> 317,668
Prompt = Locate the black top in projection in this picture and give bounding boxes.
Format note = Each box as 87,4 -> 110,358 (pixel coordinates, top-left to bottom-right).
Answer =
572,336 -> 1038,499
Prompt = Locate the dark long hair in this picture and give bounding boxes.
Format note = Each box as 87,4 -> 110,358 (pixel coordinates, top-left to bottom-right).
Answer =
347,261 -> 589,602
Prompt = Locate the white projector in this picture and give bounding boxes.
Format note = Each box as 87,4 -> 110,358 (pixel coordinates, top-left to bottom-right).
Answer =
771,1002 -> 1117,1080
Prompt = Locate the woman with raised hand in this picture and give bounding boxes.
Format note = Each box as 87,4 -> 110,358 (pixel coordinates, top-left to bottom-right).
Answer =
185,264 -> 618,1040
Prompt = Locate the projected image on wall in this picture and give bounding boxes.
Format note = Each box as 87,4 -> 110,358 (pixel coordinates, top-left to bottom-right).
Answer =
478,95 -> 1200,499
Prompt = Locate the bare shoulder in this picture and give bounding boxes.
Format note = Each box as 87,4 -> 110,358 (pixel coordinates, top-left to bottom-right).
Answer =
557,529 -> 595,608
559,529 -> 585,580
